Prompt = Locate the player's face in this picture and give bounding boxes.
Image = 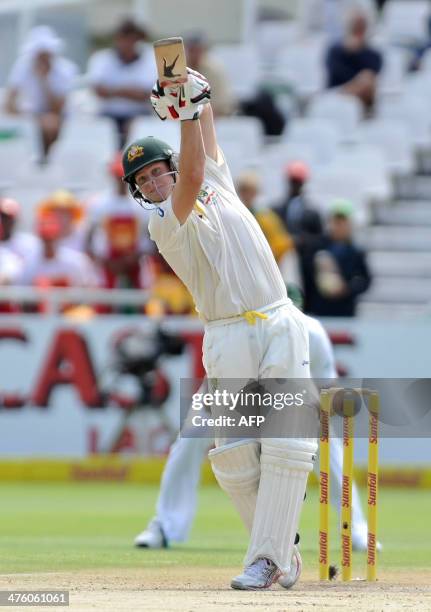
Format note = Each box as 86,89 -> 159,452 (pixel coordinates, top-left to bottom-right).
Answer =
134,161 -> 175,203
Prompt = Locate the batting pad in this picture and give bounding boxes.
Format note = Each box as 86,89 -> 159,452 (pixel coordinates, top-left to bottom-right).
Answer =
244,438 -> 317,573
208,440 -> 261,533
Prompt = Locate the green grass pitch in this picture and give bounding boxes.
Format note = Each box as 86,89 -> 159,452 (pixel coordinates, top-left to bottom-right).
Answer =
0,483 -> 430,575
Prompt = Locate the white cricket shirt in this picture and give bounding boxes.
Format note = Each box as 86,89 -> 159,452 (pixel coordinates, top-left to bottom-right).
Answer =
306,315 -> 337,379
149,151 -> 287,322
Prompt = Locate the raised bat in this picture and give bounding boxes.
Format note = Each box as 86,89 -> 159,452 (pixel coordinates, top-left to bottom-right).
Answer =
153,36 -> 188,88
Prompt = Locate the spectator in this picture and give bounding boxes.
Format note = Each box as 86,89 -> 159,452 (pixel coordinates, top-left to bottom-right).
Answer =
0,245 -> 22,287
85,153 -> 149,289
88,19 -> 157,148
36,190 -> 86,252
185,31 -> 284,135
4,26 -> 78,160
236,171 -> 294,263
325,7 -> 383,112
236,171 -> 301,285
145,253 -> 196,315
299,0 -> 377,41
306,199 -> 372,317
408,15 -> 431,72
273,161 -> 322,238
185,33 -> 236,117
0,198 -> 41,263
20,214 -> 98,288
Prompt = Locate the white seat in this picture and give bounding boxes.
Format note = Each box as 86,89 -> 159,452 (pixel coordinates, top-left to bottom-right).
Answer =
307,92 -> 363,136
219,141 -> 260,178
376,94 -> 431,150
331,144 -> 393,205
211,44 -> 260,100
0,140 -> 34,184
68,87 -> 99,115
284,118 -> 340,165
377,46 -> 409,95
215,116 -> 264,154
381,1 -> 430,44
353,118 -> 415,176
418,48 -> 431,73
256,21 -> 301,68
305,165 -> 371,227
0,114 -> 40,178
277,40 -> 326,98
263,141 -> 319,173
406,70 -> 431,97
50,116 -> 117,173
128,116 -> 181,151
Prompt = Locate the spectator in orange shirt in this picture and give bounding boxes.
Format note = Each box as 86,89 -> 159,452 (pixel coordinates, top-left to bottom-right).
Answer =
85,153 -> 150,289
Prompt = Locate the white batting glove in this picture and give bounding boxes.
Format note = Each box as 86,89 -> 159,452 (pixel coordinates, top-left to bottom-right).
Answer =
150,68 -> 211,121
150,82 -> 172,121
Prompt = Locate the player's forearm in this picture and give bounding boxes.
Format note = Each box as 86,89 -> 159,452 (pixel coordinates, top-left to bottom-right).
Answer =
179,120 -> 205,184
171,120 -> 205,224
199,104 -> 218,162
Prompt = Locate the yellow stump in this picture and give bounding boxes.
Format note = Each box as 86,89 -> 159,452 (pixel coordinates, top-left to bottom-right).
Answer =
367,392 -> 379,581
319,390 -> 331,580
341,396 -> 355,582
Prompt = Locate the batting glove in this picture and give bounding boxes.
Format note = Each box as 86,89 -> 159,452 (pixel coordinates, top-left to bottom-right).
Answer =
150,68 -> 211,121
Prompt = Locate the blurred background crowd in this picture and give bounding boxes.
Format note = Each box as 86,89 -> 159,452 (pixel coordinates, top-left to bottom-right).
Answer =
2,0 -> 431,318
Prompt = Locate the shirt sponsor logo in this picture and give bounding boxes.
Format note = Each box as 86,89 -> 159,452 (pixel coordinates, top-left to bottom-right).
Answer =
197,186 -> 218,207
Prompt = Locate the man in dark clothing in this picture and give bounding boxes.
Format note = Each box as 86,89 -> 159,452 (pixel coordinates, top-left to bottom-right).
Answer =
306,199 -> 372,317
273,161 -> 321,236
326,8 -> 383,111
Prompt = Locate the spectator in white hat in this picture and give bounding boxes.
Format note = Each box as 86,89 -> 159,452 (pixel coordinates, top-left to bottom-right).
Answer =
4,26 -> 78,160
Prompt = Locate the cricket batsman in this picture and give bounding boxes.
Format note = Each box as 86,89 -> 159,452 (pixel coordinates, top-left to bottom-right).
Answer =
122,67 -> 317,590
134,301 -> 381,586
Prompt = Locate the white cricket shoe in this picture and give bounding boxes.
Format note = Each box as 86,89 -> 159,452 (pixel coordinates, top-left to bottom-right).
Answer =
352,525 -> 382,552
278,545 -> 302,589
134,519 -> 168,549
231,558 -> 282,590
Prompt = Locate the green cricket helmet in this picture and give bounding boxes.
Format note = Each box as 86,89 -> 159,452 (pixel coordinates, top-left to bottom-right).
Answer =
122,136 -> 177,206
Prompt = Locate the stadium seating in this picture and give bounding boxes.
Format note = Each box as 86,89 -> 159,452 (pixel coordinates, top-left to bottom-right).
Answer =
215,116 -> 264,154
307,92 -> 363,138
377,46 -> 409,95
277,39 -> 326,99
129,116 -> 181,151
211,44 -> 261,101
376,94 -> 431,151
353,118 -> 415,177
256,21 -> 301,68
331,144 -> 393,206
283,118 -> 340,165
305,165 -> 371,226
380,0 -> 430,44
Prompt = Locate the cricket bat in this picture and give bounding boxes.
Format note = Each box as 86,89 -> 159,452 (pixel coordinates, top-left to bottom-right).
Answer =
153,37 -> 188,88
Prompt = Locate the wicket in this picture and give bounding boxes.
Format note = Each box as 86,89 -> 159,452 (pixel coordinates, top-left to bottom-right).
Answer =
319,388 -> 379,582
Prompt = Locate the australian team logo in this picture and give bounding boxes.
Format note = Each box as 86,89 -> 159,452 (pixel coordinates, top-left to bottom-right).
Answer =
127,145 -> 144,162
197,187 -> 218,207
